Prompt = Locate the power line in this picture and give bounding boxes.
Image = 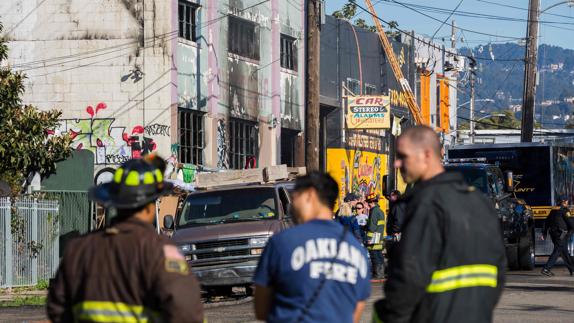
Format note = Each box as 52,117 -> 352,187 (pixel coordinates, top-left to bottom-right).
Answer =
477,0 -> 574,21
349,1 -> 525,63
382,0 -> 525,39
431,0 -> 465,40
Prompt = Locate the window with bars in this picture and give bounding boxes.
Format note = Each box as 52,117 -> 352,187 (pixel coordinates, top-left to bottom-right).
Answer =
228,16 -> 260,61
229,119 -> 259,169
178,109 -> 204,165
346,78 -> 361,95
280,34 -> 297,71
365,84 -> 377,95
178,1 -> 198,41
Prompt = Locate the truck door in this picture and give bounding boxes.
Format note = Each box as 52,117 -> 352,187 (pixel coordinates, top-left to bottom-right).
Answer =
278,187 -> 294,229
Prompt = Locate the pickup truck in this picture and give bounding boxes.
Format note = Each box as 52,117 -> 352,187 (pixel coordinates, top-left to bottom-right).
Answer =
164,181 -> 295,292
444,160 -> 535,270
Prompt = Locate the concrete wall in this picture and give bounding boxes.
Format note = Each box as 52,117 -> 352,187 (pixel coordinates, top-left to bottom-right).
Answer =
3,0 -> 176,169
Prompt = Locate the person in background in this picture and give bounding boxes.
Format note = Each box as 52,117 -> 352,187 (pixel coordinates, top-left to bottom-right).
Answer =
354,202 -> 369,244
541,196 -> 574,276
385,190 -> 406,263
366,193 -> 386,280
253,172 -> 371,323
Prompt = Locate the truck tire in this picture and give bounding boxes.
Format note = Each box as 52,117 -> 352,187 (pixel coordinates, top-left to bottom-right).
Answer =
518,230 -> 535,270
506,245 -> 520,270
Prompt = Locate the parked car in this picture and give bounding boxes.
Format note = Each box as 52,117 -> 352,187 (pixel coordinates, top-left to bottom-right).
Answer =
164,181 -> 295,291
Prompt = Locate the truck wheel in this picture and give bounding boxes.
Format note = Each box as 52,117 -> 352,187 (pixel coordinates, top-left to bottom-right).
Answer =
518,230 -> 535,270
506,245 -> 520,270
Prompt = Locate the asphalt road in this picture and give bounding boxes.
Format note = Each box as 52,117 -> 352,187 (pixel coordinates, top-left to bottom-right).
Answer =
2,267 -> 573,323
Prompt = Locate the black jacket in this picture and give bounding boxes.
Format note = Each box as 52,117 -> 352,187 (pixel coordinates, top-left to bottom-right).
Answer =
47,218 -> 204,323
544,206 -> 574,236
375,172 -> 506,323
387,200 -> 406,235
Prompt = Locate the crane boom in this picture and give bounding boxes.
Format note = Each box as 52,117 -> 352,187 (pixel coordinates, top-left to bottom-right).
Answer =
364,0 -> 424,125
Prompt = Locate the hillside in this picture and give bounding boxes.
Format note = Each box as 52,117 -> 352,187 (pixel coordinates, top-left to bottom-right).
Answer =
458,43 -> 574,128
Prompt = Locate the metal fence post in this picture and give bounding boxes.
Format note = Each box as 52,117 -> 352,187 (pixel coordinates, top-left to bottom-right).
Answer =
31,198 -> 38,286
4,198 -> 13,287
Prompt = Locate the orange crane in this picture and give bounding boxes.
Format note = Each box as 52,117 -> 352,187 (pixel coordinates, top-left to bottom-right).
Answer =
364,0 -> 424,125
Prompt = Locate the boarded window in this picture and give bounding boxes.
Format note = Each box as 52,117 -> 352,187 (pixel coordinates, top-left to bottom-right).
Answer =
178,109 -> 204,165
178,1 -> 198,41
281,34 -> 297,71
228,16 -> 260,60
229,118 -> 259,169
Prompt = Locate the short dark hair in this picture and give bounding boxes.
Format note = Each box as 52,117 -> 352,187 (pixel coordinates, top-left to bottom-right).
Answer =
400,125 -> 442,157
294,172 -> 339,209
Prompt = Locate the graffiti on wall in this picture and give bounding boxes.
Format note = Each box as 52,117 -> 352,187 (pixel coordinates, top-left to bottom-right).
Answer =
327,148 -> 388,209
217,119 -> 229,169
52,103 -> 158,165
144,124 -> 170,137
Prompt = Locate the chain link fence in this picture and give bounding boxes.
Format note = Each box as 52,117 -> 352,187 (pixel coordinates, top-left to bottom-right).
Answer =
0,197 -> 60,288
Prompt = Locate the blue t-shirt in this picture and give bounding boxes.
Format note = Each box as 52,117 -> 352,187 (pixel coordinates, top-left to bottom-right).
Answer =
254,220 -> 371,323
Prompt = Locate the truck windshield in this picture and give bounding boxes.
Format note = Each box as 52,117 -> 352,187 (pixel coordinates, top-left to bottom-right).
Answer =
177,188 -> 278,227
445,167 -> 488,194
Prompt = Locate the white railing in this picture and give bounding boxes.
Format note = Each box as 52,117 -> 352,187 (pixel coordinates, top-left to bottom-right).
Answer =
0,197 -> 59,288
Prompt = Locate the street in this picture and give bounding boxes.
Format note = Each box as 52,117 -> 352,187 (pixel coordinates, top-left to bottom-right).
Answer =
2,267 -> 572,323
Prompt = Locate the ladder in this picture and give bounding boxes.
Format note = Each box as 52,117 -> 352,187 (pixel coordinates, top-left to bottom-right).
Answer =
364,0 -> 423,125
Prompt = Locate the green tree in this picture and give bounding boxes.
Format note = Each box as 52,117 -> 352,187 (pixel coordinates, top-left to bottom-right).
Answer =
0,22 -> 72,194
475,110 -> 521,130
332,2 -> 357,19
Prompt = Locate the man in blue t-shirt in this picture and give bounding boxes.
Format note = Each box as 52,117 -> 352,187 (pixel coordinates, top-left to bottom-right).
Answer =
254,172 -> 371,323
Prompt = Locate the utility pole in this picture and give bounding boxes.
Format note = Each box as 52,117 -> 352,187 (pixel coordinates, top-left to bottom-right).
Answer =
305,0 -> 320,171
521,0 -> 540,142
469,57 -> 477,144
451,20 -> 456,49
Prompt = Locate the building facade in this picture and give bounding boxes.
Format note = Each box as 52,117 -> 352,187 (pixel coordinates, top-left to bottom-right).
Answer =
2,0 -> 305,181
319,16 -> 458,204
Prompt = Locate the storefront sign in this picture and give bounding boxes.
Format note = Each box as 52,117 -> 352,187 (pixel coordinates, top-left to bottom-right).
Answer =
346,96 -> 391,129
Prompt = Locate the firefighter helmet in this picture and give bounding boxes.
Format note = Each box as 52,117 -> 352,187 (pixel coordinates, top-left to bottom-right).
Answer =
366,193 -> 379,203
89,155 -> 173,209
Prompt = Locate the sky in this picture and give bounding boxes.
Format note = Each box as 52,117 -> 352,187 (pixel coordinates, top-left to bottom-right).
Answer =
326,0 -> 574,49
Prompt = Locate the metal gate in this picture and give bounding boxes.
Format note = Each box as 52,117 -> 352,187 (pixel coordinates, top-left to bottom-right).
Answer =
0,197 -> 59,288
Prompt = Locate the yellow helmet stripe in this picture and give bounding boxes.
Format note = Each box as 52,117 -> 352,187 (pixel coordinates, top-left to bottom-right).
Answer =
143,172 -> 155,185
124,171 -> 141,186
113,168 -> 124,184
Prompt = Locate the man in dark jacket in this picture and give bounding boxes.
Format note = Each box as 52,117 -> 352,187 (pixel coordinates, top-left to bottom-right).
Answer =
47,156 -> 204,323
541,196 -> 574,276
385,190 -> 405,265
373,126 -> 506,323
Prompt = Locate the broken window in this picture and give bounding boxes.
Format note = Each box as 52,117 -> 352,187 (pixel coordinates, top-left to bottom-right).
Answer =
179,1 -> 198,41
346,78 -> 361,95
365,84 -> 377,95
178,109 -> 204,165
281,34 -> 297,71
229,118 -> 259,169
228,15 -> 260,61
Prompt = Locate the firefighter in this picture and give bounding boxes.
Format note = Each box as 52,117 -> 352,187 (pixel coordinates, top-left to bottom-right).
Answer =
366,193 -> 386,279
541,196 -> 574,276
373,126 -> 506,323
47,156 -> 204,323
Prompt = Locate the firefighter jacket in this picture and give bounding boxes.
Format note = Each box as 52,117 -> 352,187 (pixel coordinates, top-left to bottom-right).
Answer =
544,206 -> 574,237
367,204 -> 386,250
374,172 -> 506,323
47,217 -> 204,323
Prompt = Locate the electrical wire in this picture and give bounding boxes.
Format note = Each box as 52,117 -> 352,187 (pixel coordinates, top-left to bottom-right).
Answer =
349,1 -> 525,62
431,0 -> 465,40
477,0 -> 574,21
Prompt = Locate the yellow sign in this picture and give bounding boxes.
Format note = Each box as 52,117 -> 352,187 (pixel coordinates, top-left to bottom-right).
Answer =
346,96 -> 391,129
326,148 -> 388,212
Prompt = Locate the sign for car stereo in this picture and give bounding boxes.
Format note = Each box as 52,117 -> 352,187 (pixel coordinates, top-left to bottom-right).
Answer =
346,96 -> 391,129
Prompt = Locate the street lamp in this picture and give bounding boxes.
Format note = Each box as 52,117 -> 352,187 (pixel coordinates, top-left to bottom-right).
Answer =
457,99 -> 494,109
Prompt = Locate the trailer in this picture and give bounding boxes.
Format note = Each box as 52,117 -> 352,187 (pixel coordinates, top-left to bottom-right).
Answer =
448,142 -> 574,257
